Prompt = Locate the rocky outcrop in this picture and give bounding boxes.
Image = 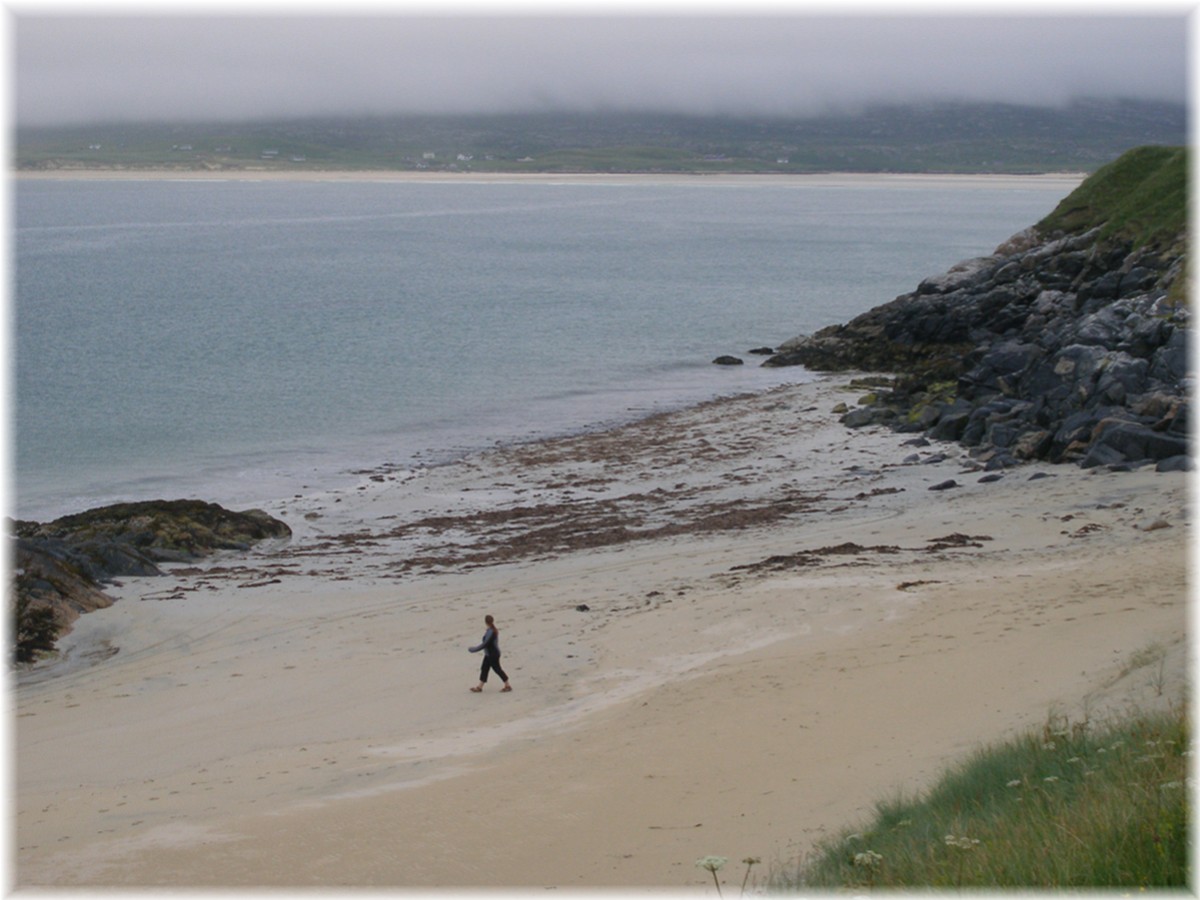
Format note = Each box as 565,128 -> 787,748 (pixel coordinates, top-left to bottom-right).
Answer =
11,499 -> 291,660
766,146 -> 1189,471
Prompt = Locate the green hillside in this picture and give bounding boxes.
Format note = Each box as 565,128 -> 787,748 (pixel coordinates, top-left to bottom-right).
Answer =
1037,145 -> 1188,250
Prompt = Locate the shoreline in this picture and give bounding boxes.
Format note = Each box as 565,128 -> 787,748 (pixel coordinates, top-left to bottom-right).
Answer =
14,374 -> 1188,888
14,366 -> 817,526
12,167 -> 1088,190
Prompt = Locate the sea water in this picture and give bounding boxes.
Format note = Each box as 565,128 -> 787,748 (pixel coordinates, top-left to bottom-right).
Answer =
13,175 -> 1076,521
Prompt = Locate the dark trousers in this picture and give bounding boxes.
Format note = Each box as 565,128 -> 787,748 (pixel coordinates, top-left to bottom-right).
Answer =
480,653 -> 508,683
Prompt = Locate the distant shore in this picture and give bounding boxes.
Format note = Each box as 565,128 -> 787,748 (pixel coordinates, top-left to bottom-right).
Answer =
12,167 -> 1088,190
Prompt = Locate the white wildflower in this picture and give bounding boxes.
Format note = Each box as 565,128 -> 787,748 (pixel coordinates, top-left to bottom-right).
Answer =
1043,776 -> 1059,783
696,855 -> 727,896
853,850 -> 883,869
1006,779 -> 1022,788
944,835 -> 980,851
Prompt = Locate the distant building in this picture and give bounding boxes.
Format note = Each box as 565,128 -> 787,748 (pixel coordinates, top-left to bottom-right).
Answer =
422,152 -> 436,160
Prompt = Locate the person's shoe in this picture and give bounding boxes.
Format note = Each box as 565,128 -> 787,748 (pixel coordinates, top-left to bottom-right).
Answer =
470,686 -> 483,692
501,684 -> 512,692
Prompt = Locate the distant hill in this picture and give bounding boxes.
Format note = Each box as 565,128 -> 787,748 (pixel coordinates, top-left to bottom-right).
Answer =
15,98 -> 1185,175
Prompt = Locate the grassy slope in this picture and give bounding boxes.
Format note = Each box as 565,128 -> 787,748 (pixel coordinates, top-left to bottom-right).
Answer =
786,705 -> 1188,889
1036,145 -> 1189,251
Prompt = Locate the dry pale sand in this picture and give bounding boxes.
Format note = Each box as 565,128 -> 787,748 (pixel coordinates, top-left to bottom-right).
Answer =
13,375 -> 1189,891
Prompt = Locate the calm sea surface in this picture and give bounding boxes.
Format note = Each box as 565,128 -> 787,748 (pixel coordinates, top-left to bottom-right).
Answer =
14,176 -> 1075,521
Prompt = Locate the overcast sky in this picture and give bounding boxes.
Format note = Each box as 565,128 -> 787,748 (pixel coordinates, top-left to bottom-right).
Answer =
10,7 -> 1192,127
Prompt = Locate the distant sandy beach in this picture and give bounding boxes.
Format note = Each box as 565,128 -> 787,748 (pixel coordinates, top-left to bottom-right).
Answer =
12,167 -> 1087,191
14,374 -> 1187,889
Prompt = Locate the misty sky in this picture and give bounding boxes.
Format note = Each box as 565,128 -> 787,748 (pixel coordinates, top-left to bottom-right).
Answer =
12,10 -> 1191,127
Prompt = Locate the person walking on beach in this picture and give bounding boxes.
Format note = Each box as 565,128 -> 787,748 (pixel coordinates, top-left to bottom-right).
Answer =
469,614 -> 512,692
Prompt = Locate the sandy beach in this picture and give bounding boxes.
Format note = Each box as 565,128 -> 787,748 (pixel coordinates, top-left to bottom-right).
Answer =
14,374 -> 1189,890
12,167 -> 1088,192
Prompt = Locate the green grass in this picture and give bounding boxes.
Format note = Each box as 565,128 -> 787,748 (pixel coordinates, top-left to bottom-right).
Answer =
779,705 -> 1189,890
1037,145 -> 1188,251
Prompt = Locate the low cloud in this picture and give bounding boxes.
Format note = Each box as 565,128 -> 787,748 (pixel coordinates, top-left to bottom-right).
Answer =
13,13 -> 1190,126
